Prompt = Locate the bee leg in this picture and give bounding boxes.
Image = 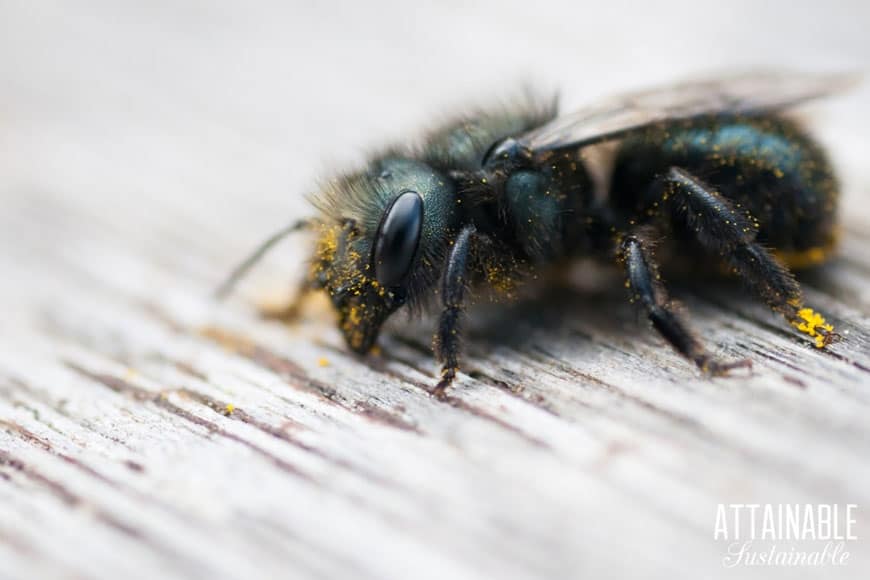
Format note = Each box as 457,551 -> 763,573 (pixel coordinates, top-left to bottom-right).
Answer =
659,167 -> 836,348
432,224 -> 478,399
619,231 -> 751,374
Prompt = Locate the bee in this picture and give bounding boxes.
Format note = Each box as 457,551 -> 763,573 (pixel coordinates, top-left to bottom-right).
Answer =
218,71 -> 856,398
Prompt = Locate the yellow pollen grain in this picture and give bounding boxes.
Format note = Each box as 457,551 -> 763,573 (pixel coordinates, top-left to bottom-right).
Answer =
790,307 -> 835,348
317,357 -> 330,367
225,403 -> 235,414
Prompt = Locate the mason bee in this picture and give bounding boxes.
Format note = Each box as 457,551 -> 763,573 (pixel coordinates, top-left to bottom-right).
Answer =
218,71 -> 855,398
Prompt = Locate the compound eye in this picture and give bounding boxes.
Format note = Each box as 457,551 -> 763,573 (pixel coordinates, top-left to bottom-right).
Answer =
373,191 -> 423,287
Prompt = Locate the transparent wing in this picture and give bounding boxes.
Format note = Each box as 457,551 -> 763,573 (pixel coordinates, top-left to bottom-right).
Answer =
518,70 -> 859,154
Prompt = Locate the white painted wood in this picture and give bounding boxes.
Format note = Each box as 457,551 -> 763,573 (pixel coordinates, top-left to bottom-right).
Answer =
1,3 -> 869,579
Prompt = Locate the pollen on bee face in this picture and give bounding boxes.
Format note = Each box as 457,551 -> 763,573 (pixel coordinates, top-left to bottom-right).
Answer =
309,223 -> 343,281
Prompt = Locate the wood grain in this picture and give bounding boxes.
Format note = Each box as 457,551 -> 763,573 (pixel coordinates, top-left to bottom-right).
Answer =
3,150 -> 870,580
2,4 -> 870,579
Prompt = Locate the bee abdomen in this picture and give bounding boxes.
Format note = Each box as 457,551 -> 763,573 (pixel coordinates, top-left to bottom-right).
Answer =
610,115 -> 839,260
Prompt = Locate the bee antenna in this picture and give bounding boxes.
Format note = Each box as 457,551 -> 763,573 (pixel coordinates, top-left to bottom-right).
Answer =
214,218 -> 312,300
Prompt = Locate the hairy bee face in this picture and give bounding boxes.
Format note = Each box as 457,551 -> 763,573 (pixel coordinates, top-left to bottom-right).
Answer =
308,220 -> 396,353
310,157 -> 458,353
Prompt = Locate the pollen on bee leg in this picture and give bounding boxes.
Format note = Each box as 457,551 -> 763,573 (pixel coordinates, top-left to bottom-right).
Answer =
789,304 -> 836,348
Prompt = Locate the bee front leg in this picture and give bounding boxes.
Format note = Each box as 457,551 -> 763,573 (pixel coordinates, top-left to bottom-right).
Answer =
432,224 -> 479,399
619,231 -> 751,374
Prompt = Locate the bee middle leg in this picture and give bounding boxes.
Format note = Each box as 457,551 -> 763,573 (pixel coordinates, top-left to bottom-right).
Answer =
432,224 -> 479,399
619,230 -> 750,374
657,167 -> 835,348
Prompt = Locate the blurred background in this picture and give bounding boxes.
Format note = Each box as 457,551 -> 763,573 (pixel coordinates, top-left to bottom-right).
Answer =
1,3 -> 869,579
1,1 -> 868,306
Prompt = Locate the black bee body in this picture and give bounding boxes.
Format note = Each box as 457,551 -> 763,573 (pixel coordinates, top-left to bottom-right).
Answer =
426,107 -> 598,265
219,72 -> 852,397
609,115 -> 838,257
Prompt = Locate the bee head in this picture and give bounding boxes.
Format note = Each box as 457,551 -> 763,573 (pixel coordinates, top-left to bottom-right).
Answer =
310,157 -> 458,353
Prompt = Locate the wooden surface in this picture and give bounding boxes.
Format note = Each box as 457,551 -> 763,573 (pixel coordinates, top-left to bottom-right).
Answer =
2,3 -> 870,579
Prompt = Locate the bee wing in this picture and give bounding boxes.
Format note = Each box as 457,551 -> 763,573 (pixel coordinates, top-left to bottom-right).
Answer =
518,70 -> 859,154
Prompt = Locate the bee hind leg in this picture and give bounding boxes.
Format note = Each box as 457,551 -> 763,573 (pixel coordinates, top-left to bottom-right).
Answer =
619,231 -> 751,374
432,224 -> 479,399
659,167 -> 836,348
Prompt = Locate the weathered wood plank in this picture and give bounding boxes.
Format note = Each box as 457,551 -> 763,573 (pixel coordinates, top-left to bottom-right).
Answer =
2,4 -> 870,579
3,156 -> 870,580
